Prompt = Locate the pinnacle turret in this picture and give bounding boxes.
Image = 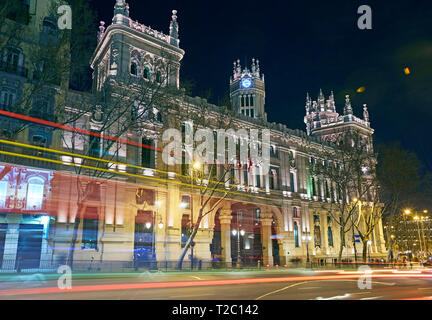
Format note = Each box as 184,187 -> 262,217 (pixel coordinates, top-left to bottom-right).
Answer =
169,10 -> 180,47
113,0 -> 130,26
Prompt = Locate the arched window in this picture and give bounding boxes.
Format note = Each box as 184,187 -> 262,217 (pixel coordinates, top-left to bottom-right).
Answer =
42,17 -> 57,35
294,222 -> 299,247
0,87 -> 17,110
130,61 -> 137,76
328,226 -> 333,247
143,67 -> 150,80
3,47 -> 24,75
26,177 -> 44,210
156,71 -> 162,83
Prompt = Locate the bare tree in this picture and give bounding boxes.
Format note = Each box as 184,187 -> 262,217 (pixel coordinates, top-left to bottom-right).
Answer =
309,131 -> 379,260
376,143 -> 421,261
60,53 -> 182,267
171,96 -> 240,269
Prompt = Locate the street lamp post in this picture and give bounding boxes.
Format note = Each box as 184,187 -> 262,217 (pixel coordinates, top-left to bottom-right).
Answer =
232,228 -> 245,268
302,232 -> 312,265
149,200 -> 164,269
367,240 -> 372,262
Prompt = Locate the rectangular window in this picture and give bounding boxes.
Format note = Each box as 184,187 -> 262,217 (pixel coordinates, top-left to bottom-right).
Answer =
290,172 -> 295,192
89,130 -> 101,158
181,195 -> 191,209
26,183 -> 44,210
312,177 -> 316,196
82,219 -> 98,250
269,170 -> 274,190
230,168 -> 235,184
250,109 -> 254,118
141,138 -> 155,168
0,181 -> 7,208
256,167 -> 261,188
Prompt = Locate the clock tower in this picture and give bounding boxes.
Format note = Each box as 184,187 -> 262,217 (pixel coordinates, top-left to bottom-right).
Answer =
230,58 -> 266,120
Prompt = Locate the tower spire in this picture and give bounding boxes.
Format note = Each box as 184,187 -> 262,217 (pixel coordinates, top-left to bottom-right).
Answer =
169,10 -> 179,47
305,92 -> 311,115
318,88 -> 325,112
327,90 -> 336,112
113,0 -> 130,26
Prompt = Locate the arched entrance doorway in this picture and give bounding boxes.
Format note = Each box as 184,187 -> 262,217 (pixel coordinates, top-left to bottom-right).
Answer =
230,203 -> 263,267
271,216 -> 281,266
134,210 -> 156,269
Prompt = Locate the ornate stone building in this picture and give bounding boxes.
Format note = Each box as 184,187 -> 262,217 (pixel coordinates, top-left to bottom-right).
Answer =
0,0 -> 387,271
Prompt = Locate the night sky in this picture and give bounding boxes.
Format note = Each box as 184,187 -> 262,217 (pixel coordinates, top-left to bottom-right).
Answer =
91,0 -> 432,172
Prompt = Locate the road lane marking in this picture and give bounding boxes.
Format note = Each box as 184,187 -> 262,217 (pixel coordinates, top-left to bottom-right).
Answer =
255,281 -> 310,300
360,296 -> 382,300
316,293 -> 351,300
190,276 -> 202,280
256,279 -> 395,300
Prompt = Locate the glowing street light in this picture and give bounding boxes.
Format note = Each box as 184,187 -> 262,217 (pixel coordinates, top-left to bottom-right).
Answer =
193,161 -> 202,170
158,220 -> 164,230
232,228 -> 245,268
367,240 -> 372,262
145,222 -> 152,229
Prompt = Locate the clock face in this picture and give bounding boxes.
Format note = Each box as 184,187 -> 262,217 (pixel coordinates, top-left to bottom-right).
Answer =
241,78 -> 252,88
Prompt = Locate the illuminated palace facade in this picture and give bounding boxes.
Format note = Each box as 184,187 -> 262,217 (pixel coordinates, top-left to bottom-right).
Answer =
0,0 -> 386,272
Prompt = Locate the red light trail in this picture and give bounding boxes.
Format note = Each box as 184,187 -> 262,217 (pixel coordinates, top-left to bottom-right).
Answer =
1,273 -> 432,297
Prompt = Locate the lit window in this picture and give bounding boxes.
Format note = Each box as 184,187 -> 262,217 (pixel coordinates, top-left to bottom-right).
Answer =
26,180 -> 44,210
0,181 -> 7,208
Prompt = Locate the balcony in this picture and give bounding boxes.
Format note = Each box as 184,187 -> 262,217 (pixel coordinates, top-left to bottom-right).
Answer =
0,61 -> 28,78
